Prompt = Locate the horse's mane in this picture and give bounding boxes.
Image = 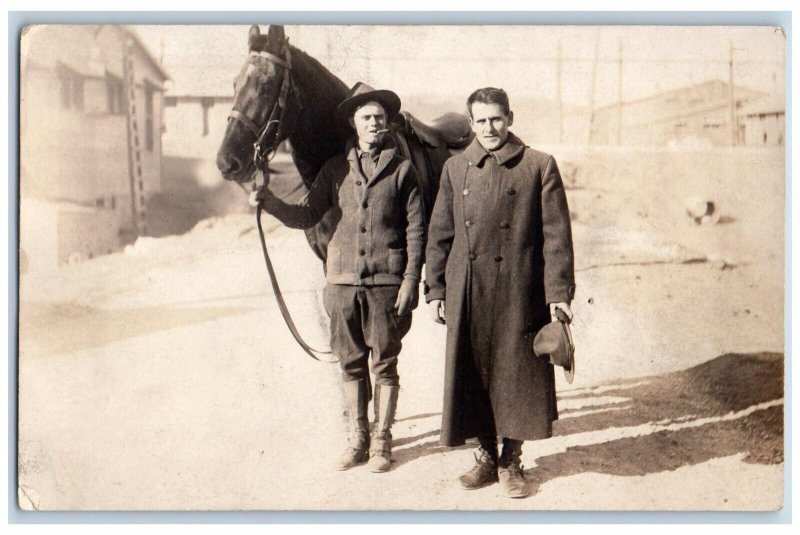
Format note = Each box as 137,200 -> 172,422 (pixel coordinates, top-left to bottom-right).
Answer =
286,44 -> 350,185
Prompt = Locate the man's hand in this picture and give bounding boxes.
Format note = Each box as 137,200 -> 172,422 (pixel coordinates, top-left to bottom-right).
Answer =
249,185 -> 281,212
549,302 -> 573,323
428,299 -> 446,324
394,278 -> 419,316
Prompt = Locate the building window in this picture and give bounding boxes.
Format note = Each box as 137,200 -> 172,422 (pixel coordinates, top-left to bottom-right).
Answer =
106,74 -> 125,114
58,65 -> 84,110
144,84 -> 154,151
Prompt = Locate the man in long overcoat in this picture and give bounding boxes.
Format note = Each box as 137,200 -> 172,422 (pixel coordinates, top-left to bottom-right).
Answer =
425,87 -> 575,498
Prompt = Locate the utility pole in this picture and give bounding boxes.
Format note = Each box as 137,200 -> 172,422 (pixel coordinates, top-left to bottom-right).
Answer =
556,40 -> 564,144
587,28 -> 600,148
729,41 -> 737,146
616,40 -> 623,145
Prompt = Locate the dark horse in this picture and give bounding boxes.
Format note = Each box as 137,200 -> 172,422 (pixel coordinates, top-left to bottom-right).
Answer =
216,25 -> 472,263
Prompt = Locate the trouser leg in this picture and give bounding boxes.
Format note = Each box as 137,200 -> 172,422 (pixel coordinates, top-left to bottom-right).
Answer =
323,285 -> 372,470
362,285 -> 411,387
362,286 -> 411,472
324,285 -> 370,383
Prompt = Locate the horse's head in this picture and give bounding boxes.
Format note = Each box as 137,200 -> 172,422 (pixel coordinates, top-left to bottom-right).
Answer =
217,25 -> 298,184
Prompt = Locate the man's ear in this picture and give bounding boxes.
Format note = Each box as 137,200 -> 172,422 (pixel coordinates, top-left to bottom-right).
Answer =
347,116 -> 355,130
508,110 -> 514,127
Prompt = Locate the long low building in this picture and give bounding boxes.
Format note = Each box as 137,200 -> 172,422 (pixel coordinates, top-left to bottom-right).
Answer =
590,80 -> 783,147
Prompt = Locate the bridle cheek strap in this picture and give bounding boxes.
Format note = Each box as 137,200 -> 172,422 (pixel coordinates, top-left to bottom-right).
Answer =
228,46 -> 295,171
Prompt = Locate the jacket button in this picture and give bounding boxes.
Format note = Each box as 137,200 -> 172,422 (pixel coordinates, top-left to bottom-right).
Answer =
506,188 -> 516,196
463,189 -> 470,196
465,220 -> 473,228
362,201 -> 368,209
359,250 -> 366,256
495,255 -> 503,262
355,181 -> 362,186
360,227 -> 366,233
469,253 -> 477,261
499,222 -> 510,229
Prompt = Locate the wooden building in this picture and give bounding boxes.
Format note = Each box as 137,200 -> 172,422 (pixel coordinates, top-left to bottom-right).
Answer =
20,25 -> 169,270
737,95 -> 786,147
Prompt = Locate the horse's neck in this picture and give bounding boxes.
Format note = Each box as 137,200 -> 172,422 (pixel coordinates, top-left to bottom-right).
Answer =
286,46 -> 349,185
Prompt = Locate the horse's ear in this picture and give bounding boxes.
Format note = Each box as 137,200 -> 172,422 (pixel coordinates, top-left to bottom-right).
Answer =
266,25 -> 286,52
248,25 -> 261,49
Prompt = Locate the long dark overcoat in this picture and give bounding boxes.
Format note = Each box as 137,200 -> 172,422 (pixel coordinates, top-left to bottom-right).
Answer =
425,133 -> 575,446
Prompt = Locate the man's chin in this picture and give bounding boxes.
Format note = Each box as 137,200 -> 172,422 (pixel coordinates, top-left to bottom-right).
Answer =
478,139 -> 502,151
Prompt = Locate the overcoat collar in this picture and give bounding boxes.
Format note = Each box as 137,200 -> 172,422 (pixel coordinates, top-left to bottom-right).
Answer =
346,136 -> 398,181
464,132 -> 527,167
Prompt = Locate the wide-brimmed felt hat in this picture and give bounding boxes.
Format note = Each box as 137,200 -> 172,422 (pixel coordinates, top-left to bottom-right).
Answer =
335,82 -> 401,127
533,311 -> 576,383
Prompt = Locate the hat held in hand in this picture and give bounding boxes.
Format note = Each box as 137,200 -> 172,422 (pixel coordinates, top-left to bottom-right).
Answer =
533,308 -> 576,383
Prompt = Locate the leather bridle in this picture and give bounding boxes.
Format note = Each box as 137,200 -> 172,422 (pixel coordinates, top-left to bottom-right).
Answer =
228,47 -> 297,175
228,45 -> 335,364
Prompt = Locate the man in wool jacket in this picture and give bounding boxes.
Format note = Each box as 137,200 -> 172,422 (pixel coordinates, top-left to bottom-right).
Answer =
258,82 -> 425,474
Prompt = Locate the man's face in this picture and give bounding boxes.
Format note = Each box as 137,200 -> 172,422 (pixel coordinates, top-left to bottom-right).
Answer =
469,102 -> 513,151
348,101 -> 388,147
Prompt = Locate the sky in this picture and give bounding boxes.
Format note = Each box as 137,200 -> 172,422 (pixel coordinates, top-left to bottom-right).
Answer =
134,25 -> 785,107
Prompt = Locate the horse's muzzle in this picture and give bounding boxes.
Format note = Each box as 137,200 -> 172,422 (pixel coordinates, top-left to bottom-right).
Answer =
217,150 -> 255,183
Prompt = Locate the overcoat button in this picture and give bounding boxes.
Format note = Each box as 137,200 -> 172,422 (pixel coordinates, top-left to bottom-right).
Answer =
465,220 -> 473,228
362,201 -> 368,209
463,189 -> 470,196
360,227 -> 366,233
495,255 -> 503,262
506,188 -> 516,195
469,253 -> 477,261
500,222 -> 510,229
360,250 -> 366,256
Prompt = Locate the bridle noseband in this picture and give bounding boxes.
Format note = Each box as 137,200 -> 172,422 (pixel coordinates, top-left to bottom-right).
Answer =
228,47 -> 297,177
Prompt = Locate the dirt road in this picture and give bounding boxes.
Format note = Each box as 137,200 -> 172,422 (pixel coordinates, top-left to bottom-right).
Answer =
17,147 -> 785,511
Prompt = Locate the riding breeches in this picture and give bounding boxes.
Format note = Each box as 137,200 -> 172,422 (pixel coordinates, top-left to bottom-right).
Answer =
323,284 -> 412,386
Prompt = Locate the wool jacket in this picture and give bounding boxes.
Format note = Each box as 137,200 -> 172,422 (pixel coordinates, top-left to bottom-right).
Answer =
264,137 -> 425,286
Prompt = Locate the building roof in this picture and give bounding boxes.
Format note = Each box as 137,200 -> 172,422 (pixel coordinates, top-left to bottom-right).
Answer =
124,26 -> 170,82
737,94 -> 785,117
595,79 -> 763,112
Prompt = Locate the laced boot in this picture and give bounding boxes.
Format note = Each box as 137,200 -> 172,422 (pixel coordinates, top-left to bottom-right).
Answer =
459,440 -> 498,489
498,438 -> 528,498
366,384 -> 399,473
336,379 -> 370,471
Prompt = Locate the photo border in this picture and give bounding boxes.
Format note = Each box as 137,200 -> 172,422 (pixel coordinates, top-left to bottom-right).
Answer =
7,9 -> 793,524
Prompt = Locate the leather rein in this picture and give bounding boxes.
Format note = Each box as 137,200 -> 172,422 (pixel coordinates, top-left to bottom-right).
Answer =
228,47 -> 336,364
